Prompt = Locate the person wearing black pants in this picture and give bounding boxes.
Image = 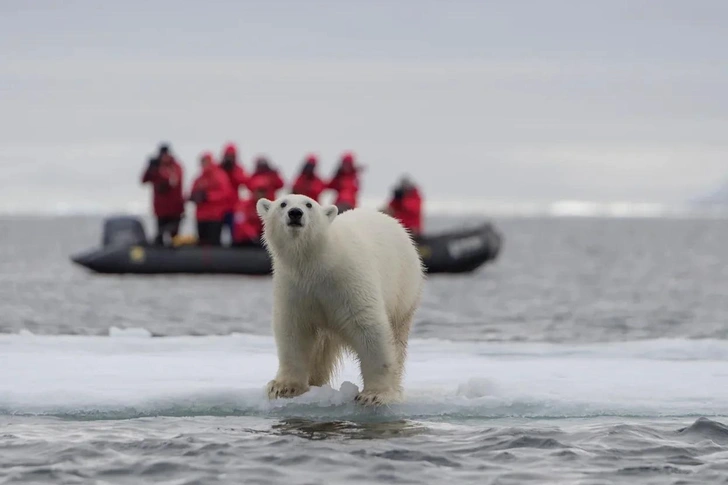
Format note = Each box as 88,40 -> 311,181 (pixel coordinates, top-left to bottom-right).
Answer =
196,220 -> 224,246
155,216 -> 182,246
140,144 -> 185,246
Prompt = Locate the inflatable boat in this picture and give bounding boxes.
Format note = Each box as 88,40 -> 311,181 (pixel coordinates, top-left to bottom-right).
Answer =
70,216 -> 503,275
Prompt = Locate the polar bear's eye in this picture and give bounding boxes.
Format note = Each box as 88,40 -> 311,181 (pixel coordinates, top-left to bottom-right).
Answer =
305,202 -> 313,209
280,202 -> 287,208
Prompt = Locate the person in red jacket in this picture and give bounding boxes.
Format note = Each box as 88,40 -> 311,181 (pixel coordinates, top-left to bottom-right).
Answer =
247,156 -> 285,200
140,143 -> 185,246
290,154 -> 326,202
384,176 -> 423,237
231,178 -> 267,247
188,152 -> 235,246
218,142 -> 247,237
327,151 -> 363,212
219,142 -> 248,194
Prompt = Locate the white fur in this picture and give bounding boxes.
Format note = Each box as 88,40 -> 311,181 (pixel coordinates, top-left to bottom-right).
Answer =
256,194 -> 425,406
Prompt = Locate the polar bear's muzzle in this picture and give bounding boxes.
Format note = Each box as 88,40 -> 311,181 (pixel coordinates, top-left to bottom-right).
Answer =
286,207 -> 305,227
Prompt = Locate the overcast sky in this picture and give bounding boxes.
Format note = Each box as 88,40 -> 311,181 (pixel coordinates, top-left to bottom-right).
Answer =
1,0 -> 726,213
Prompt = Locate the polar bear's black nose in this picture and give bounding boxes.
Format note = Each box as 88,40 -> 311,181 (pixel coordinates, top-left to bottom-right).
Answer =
288,208 -> 304,221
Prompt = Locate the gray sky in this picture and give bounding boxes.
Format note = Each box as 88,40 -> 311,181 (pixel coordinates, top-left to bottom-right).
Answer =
1,0 -> 727,213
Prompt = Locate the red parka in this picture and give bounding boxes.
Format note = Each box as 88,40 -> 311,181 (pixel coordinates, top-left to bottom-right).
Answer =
388,188 -> 423,235
292,174 -> 326,202
248,168 -> 284,201
231,198 -> 263,243
327,152 -> 361,208
189,159 -> 235,222
291,156 -> 326,202
141,157 -> 185,218
218,143 -> 247,209
327,172 -> 359,207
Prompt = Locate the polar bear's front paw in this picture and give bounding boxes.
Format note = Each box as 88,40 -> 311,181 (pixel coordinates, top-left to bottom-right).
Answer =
354,389 -> 401,407
267,379 -> 309,400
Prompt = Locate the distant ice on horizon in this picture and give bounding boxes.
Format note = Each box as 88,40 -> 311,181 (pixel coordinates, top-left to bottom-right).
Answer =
1,196 -> 727,219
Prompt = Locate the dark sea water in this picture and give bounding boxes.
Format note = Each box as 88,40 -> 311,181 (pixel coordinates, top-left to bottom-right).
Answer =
1,214 -> 728,484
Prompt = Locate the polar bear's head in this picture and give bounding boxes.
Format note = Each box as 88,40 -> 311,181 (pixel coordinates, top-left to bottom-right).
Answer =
256,194 -> 338,253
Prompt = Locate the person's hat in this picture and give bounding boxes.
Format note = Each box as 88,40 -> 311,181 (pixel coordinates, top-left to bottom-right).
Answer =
223,143 -> 237,157
304,153 -> 318,166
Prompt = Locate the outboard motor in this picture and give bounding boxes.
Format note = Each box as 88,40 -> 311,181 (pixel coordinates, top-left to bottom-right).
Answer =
102,216 -> 148,247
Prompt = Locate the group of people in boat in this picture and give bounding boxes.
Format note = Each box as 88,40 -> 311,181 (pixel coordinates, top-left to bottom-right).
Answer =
141,142 -> 423,247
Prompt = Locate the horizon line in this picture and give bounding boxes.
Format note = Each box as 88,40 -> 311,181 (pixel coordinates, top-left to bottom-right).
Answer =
1,198 -> 727,220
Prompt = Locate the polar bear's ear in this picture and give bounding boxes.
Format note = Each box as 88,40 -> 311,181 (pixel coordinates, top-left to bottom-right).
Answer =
323,204 -> 338,222
256,198 -> 272,218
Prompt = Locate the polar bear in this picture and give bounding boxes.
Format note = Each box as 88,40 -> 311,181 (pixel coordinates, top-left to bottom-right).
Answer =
256,194 -> 425,406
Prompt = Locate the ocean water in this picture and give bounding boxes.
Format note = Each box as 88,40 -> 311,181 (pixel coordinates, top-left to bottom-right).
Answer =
1,214 -> 728,484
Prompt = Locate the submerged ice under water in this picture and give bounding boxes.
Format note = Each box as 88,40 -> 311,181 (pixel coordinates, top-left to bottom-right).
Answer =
1,215 -> 728,484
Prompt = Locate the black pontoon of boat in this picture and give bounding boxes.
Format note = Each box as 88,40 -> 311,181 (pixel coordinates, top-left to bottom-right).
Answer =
70,215 -> 502,275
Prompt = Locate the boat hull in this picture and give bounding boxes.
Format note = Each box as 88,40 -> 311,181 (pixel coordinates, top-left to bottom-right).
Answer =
71,223 -> 502,275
